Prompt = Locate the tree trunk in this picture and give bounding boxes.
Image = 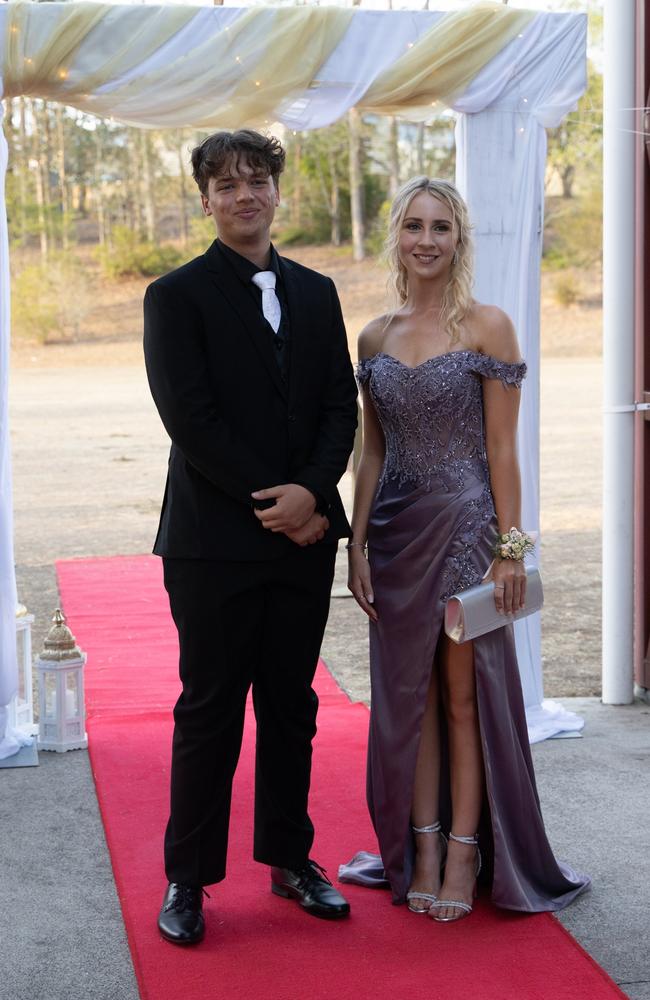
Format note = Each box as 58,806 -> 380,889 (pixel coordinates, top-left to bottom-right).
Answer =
17,98 -> 28,245
415,122 -> 426,175
329,148 -> 341,246
55,105 -> 70,249
77,182 -> 87,218
291,139 -> 302,229
33,155 -> 48,261
560,164 -> 575,198
94,131 -> 108,247
348,108 -> 365,261
4,99 -> 15,172
31,102 -> 49,261
41,103 -> 56,249
126,133 -> 141,234
32,101 -> 55,253
178,139 -> 189,248
141,130 -> 156,243
388,117 -> 400,198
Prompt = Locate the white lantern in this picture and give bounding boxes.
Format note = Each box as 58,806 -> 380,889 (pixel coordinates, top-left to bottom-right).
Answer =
36,609 -> 88,752
6,604 -> 36,735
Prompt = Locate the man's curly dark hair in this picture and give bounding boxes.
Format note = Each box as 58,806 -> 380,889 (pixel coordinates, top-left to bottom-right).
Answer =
191,129 -> 286,195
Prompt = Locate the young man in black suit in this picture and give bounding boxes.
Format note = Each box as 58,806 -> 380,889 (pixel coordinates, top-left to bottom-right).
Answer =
144,130 -> 357,945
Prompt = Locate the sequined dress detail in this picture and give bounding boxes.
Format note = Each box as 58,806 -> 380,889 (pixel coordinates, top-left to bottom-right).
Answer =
340,350 -> 590,912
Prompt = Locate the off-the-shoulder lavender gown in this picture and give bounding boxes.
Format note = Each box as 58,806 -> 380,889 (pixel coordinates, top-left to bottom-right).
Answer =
340,350 -> 589,912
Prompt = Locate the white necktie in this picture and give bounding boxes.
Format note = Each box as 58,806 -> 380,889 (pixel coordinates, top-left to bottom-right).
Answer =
251,270 -> 282,334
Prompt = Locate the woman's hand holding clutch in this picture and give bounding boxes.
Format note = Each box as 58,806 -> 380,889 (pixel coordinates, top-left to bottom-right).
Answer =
347,546 -> 378,622
489,558 -> 527,615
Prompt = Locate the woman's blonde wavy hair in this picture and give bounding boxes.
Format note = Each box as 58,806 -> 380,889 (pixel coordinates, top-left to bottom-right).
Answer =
385,177 -> 474,344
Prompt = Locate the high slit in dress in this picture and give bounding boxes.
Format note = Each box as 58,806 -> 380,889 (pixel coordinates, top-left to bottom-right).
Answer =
340,349 -> 590,912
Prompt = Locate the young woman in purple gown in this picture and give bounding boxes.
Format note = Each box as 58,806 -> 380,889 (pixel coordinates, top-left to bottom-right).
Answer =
344,178 -> 589,922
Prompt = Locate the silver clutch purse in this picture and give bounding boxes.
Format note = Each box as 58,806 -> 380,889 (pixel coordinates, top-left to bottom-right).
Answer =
444,566 -> 543,644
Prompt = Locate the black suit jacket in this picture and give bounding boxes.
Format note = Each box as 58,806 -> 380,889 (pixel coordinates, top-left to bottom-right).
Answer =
143,240 -> 358,561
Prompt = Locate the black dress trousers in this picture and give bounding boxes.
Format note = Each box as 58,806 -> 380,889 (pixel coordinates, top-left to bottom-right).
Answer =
162,542 -> 337,888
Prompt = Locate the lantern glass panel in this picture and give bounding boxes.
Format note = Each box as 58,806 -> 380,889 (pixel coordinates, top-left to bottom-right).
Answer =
65,673 -> 79,717
16,631 -> 25,701
44,672 -> 57,718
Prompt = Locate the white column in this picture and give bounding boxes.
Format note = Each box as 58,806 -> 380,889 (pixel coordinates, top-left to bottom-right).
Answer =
602,0 -> 636,704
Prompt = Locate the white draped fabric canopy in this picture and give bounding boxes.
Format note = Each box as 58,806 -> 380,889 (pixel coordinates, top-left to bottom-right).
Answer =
0,2 -> 587,756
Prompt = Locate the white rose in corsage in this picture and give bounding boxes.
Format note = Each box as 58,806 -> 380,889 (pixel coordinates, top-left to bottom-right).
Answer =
493,527 -> 536,562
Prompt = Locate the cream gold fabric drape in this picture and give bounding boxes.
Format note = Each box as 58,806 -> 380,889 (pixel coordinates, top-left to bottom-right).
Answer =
2,2 -> 533,128
91,7 -> 355,130
5,3 -> 198,101
361,3 -> 533,116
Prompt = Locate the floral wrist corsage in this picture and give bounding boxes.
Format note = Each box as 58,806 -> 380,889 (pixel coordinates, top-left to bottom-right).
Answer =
493,527 -> 536,562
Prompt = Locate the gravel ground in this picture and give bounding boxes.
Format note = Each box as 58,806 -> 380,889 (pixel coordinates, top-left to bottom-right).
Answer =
9,356 -> 602,702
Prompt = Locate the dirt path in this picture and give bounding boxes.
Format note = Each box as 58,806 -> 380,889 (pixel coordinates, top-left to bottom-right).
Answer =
10,355 -> 602,700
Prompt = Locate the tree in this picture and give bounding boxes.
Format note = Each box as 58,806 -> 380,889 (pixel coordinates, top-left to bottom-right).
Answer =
348,108 -> 365,261
546,62 -> 602,199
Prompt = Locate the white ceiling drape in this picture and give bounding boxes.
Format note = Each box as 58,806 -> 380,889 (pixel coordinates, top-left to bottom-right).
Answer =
0,2 -> 534,125
0,3 -> 587,755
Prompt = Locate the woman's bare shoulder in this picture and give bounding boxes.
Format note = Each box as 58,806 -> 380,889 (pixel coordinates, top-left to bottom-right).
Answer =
357,315 -> 391,360
467,302 -> 522,363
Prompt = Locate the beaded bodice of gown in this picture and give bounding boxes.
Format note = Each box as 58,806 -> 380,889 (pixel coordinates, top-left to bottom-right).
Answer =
357,349 -> 527,601
357,350 -> 527,493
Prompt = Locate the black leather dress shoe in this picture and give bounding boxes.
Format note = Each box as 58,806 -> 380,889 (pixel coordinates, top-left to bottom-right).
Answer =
157,882 -> 206,945
271,860 -> 350,919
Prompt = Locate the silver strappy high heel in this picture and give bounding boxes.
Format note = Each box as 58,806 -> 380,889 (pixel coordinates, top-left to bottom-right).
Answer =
406,821 -> 448,914
429,832 -> 481,923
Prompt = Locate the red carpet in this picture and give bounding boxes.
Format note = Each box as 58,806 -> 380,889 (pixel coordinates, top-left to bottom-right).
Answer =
57,555 -> 625,1000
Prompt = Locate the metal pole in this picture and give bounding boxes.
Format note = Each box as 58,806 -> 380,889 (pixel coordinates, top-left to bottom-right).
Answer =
633,0 -> 647,692
602,0 -> 637,703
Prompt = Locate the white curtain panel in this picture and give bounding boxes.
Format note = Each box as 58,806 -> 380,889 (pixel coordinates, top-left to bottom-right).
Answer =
453,12 -> 587,740
0,106 -> 22,759
0,5 -> 587,752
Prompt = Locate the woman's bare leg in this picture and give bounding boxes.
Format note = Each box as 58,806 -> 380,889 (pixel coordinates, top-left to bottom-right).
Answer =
407,667 -> 443,911
432,635 -> 483,920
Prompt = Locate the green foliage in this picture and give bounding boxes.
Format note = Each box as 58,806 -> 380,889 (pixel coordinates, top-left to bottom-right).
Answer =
276,226 -> 320,247
365,199 -> 391,257
278,124 -> 352,245
5,92 -> 602,278
6,172 -> 67,248
363,173 -> 389,231
185,216 -> 214,257
541,247 -> 570,272
12,252 -> 93,342
12,264 -> 58,342
97,225 -> 184,278
543,188 -> 602,270
546,62 -> 602,199
553,273 -> 582,308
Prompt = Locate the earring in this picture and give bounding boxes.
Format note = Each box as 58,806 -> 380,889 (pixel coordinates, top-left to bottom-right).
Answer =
452,249 -> 459,266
